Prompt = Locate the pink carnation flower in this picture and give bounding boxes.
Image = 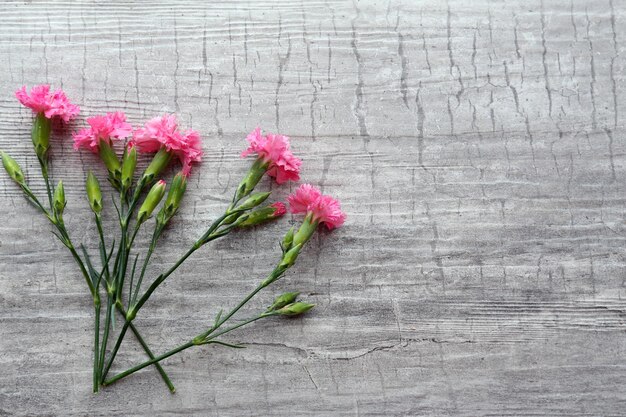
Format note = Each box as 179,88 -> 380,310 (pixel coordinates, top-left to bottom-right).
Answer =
271,201 -> 287,217
15,85 -> 80,122
72,111 -> 133,153
132,114 -> 203,176
241,128 -> 301,184
288,184 -> 346,230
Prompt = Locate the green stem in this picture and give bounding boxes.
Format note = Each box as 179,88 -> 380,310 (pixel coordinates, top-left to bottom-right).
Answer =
95,215 -> 111,284
101,320 -> 130,381
198,283 -> 267,341
132,225 -> 161,306
95,279 -> 175,391
105,313 -> 273,387
204,313 -> 270,341
132,212 -> 231,316
98,295 -> 114,381
101,215 -> 228,380
103,341 -> 194,387
93,298 -> 101,393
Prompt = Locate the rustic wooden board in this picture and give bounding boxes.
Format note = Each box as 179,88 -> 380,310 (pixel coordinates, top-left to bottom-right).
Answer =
0,0 -> 625,415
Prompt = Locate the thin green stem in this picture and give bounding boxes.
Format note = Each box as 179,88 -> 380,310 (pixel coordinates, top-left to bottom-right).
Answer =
94,278 -> 175,391
93,298 -> 101,393
105,313 -> 274,387
103,341 -> 194,387
132,225 -> 161,305
95,215 -> 111,284
197,283 -> 266,341
203,313 -> 271,342
38,158 -> 54,210
98,295 -> 113,380
102,215 -> 228,379
101,321 -> 130,381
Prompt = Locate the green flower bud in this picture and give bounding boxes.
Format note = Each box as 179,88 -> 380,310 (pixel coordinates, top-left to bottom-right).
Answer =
293,213 -> 318,247
237,191 -> 271,211
32,113 -> 51,160
235,157 -> 269,200
53,180 -> 66,215
137,179 -> 166,224
98,140 -> 122,184
143,148 -> 172,183
121,143 -> 137,189
86,171 -> 103,213
279,243 -> 302,269
281,226 -> 295,252
276,302 -> 315,317
237,205 -> 283,228
164,172 -> 187,215
1,152 -> 25,185
157,172 -> 187,225
267,292 -> 300,312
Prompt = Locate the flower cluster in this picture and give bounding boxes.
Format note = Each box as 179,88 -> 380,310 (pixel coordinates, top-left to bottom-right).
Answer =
4,84 -> 346,393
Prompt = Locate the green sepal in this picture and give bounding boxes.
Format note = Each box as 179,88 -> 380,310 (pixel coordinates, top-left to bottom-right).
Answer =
32,113 -> 51,160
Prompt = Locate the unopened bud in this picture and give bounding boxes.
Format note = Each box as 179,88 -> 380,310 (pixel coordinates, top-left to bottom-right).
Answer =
164,172 -> 187,215
281,225 -> 295,252
31,113 -> 51,160
53,180 -> 66,215
98,140 -> 121,183
1,152 -> 25,185
267,292 -> 300,312
138,180 -> 166,223
235,157 -> 269,200
276,302 -> 315,317
143,147 -> 172,183
238,202 -> 287,228
86,171 -> 103,213
121,143 -> 137,189
158,173 -> 187,225
279,243 -> 302,269
237,191 -> 271,211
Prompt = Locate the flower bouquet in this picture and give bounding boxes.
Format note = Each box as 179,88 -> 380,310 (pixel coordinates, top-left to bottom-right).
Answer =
1,85 -> 346,393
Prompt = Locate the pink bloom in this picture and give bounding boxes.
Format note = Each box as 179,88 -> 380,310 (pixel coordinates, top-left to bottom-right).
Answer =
288,184 -> 346,230
72,112 -> 133,153
132,114 -> 203,176
15,85 -> 79,122
271,201 -> 287,217
241,128 -> 301,184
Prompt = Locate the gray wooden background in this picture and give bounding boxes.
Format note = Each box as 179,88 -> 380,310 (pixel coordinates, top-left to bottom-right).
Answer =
0,0 -> 625,415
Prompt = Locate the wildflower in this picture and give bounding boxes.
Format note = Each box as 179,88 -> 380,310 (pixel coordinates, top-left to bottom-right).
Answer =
72,112 -> 132,153
16,85 -> 79,122
241,128 -> 301,184
288,184 -> 346,230
132,114 -> 203,177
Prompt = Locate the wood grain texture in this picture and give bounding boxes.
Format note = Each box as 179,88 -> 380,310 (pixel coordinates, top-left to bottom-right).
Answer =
0,0 -> 625,415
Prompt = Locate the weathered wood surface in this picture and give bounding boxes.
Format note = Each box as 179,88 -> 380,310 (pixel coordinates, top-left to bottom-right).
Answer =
0,0 -> 625,415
